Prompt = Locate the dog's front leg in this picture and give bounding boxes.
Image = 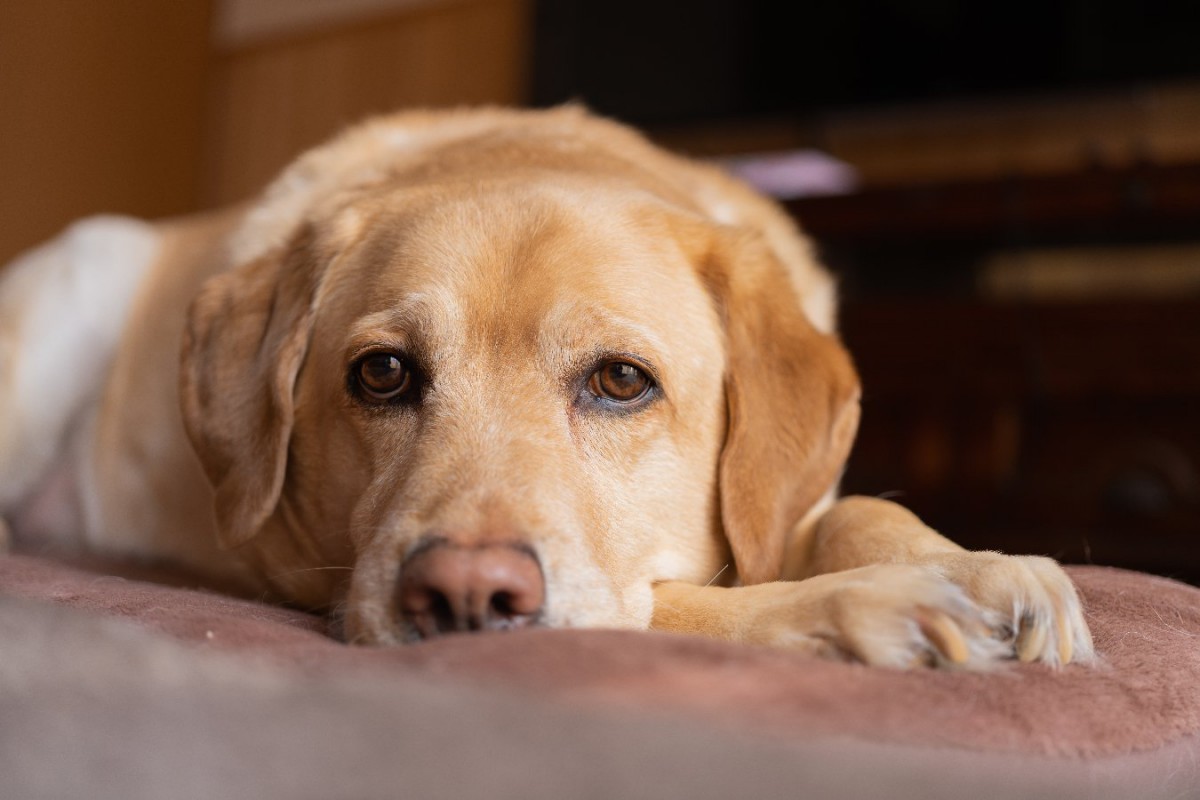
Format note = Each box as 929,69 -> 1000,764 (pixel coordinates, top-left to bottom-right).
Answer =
788,496 -> 1094,666
651,564 -> 1005,668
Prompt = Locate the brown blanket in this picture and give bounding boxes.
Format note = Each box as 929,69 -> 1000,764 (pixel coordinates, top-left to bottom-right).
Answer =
3,554 -> 1199,798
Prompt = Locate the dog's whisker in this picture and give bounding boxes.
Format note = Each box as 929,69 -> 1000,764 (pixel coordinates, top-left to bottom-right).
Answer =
267,566 -> 355,580
704,563 -> 730,587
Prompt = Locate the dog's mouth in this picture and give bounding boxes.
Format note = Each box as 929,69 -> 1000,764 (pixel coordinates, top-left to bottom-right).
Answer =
393,537 -> 546,641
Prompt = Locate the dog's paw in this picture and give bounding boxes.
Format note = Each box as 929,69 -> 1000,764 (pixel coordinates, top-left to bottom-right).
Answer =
917,551 -> 1094,667
761,564 -> 1011,669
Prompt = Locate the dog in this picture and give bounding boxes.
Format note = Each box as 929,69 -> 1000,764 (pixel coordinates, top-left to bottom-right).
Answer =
0,107 -> 1092,668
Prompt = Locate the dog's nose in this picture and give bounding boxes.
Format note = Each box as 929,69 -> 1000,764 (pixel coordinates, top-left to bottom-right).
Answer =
398,540 -> 544,637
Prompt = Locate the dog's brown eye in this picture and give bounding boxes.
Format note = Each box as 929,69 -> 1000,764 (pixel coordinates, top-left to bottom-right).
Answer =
588,361 -> 652,404
356,352 -> 412,401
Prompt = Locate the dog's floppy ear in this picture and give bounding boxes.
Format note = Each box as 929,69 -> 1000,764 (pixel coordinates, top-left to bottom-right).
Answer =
702,229 -> 861,585
179,227 -> 325,550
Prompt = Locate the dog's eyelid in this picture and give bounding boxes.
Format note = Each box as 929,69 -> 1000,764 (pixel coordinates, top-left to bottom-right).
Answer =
346,339 -> 408,363
588,350 -> 660,384
345,338 -> 433,376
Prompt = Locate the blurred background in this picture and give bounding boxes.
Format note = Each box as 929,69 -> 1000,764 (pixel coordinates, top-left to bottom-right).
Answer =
2,0 -> 1198,580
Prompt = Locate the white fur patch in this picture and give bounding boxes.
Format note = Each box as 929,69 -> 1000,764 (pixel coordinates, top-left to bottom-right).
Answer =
800,276 -> 837,335
0,216 -> 158,514
705,198 -> 740,226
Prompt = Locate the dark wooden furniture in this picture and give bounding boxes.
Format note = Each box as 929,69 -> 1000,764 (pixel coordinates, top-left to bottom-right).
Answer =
789,164 -> 1200,582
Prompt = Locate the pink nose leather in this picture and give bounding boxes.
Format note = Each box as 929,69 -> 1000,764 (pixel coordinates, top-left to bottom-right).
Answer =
398,540 -> 545,637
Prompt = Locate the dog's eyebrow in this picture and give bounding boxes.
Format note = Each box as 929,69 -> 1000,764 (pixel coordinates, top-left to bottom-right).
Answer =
345,291 -> 463,355
538,300 -> 669,362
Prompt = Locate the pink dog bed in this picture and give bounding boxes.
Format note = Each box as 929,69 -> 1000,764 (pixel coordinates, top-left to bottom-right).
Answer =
3,553 -> 1199,798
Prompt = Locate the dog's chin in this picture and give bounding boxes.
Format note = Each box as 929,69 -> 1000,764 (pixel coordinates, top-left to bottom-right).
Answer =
335,596 -> 394,646
336,591 -> 647,646
336,601 -> 537,645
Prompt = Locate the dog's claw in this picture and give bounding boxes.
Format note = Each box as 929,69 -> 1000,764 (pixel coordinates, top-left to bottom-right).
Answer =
1015,618 -> 1047,663
1056,605 -> 1074,664
916,552 -> 1094,668
919,608 -> 970,665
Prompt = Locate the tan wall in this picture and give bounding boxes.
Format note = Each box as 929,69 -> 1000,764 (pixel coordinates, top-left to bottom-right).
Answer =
204,0 -> 531,205
0,1 -> 212,263
0,0 -> 531,263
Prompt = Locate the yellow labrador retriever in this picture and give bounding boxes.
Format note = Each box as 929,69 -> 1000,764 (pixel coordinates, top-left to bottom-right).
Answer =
0,107 -> 1091,668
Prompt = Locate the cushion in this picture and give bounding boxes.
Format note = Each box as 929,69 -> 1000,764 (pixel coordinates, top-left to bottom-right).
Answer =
3,553 -> 1199,798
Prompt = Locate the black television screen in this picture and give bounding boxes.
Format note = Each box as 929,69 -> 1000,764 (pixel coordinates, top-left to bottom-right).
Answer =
532,0 -> 1200,125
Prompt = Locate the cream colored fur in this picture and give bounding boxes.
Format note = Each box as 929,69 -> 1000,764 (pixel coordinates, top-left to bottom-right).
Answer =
0,107 -> 1092,667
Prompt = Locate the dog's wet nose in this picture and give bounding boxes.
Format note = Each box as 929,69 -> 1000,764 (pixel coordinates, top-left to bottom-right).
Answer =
398,540 -> 544,637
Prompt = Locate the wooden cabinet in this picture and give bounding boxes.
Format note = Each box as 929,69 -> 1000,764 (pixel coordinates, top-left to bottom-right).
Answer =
840,300 -> 1200,581
791,166 -> 1200,582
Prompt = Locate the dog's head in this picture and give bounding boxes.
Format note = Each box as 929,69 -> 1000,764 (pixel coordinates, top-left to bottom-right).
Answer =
180,109 -> 859,643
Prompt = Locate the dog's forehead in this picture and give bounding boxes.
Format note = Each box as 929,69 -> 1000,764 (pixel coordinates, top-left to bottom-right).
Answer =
334,186 -> 716,357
